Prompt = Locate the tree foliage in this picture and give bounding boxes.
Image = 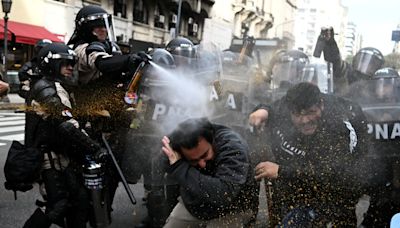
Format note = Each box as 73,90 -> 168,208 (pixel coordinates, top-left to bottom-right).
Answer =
384,53 -> 400,70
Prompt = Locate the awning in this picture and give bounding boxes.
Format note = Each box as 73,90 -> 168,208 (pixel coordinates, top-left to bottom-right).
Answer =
0,19 -> 63,45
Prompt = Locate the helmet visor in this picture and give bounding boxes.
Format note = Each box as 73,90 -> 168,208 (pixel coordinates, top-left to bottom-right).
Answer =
353,49 -> 384,76
80,13 -> 115,42
272,58 -> 307,88
170,46 -> 196,59
300,62 -> 331,93
374,77 -> 398,101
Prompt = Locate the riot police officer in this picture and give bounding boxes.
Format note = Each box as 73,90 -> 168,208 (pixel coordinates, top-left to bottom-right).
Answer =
269,49 -> 309,89
165,37 -> 196,60
67,5 -> 150,220
130,48 -> 180,228
354,67 -> 400,226
23,43 -> 103,228
260,49 -> 310,104
19,39 -> 53,147
18,39 -> 53,100
371,67 -> 400,103
313,27 -> 384,95
67,5 -> 149,112
165,37 -> 199,79
68,5 -> 148,85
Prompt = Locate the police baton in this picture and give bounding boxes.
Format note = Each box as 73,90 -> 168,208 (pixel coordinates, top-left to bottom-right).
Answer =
101,133 -> 136,205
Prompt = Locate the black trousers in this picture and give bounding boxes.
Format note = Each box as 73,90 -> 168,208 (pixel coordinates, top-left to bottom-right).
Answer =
24,166 -> 90,228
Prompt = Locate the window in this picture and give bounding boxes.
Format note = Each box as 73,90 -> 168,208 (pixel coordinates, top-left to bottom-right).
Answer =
154,4 -> 165,29
133,0 -> 148,24
114,0 -> 127,18
168,13 -> 177,30
188,17 -> 198,37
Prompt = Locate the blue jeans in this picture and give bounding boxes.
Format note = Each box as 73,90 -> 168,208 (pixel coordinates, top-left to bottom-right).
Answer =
280,206 -> 316,228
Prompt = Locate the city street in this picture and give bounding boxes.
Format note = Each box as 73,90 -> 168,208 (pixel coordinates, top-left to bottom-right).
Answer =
0,109 -> 148,227
0,105 -> 269,227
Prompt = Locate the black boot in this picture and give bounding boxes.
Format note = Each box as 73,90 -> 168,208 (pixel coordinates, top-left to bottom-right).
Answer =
23,208 -> 51,228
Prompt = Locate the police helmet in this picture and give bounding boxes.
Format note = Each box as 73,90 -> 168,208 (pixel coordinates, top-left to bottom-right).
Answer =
353,47 -> 384,77
34,39 -> 52,56
149,48 -> 176,68
373,67 -> 399,79
372,67 -> 399,101
271,49 -> 309,88
68,5 -> 114,44
38,43 -> 78,86
166,37 -> 196,58
300,59 -> 332,94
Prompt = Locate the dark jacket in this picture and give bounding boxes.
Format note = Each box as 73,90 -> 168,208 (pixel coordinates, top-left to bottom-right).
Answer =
260,94 -> 374,226
164,124 -> 259,220
29,78 -> 100,159
18,58 -> 41,100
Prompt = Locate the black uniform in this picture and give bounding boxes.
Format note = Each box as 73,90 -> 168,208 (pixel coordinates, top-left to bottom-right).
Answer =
18,58 -> 40,99
344,69 -> 400,227
67,6 -> 150,225
19,39 -> 53,146
18,39 -> 53,100
313,27 -> 384,96
23,43 -> 103,228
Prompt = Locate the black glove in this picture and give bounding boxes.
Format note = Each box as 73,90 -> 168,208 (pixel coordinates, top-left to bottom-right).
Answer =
129,52 -> 152,65
323,27 -> 336,46
126,52 -> 153,79
137,51 -> 152,63
313,27 -> 334,58
313,26 -> 340,62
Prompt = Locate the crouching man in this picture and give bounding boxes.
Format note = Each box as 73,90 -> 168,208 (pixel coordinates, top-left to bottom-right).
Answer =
159,117 -> 259,228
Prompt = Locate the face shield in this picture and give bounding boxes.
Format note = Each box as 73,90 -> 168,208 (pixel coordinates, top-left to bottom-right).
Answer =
353,49 -> 384,76
194,42 -> 222,83
300,61 -> 333,94
221,51 -> 252,79
170,44 -> 196,59
79,13 -> 116,42
373,77 -> 398,101
272,56 -> 308,89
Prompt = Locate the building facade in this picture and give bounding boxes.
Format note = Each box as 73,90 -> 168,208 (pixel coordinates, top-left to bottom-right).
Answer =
1,0 -> 308,73
293,0 -> 348,56
343,21 -> 362,58
0,0 -> 216,72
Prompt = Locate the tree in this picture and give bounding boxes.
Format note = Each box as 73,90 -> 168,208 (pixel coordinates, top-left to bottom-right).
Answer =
384,53 -> 400,70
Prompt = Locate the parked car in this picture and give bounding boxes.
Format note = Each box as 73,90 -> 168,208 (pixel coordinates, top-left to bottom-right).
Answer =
6,70 -> 20,93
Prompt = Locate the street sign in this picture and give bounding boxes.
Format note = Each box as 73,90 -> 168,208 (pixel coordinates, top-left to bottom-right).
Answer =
391,30 -> 400,42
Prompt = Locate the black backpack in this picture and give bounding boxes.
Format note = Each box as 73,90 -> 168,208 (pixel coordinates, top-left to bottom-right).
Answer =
4,140 -> 43,199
